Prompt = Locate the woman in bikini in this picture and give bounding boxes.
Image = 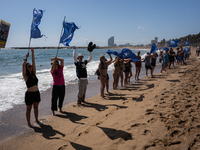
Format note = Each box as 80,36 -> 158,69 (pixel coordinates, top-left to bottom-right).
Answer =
22,48 -> 41,127
112,56 -> 120,90
98,54 -> 112,98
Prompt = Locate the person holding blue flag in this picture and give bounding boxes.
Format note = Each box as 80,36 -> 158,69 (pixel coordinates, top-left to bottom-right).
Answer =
98,54 -> 112,99
22,48 -> 41,127
50,57 -> 65,116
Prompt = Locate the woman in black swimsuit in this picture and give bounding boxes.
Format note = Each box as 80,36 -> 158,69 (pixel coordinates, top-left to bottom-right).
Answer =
98,54 -> 112,98
22,48 -> 41,127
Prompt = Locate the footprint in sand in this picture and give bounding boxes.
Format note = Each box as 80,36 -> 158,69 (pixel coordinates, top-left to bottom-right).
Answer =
147,118 -> 156,123
143,129 -> 151,135
145,109 -> 155,115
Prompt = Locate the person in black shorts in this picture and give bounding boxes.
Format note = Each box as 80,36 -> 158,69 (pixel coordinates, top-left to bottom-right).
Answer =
145,52 -> 153,77
22,48 -> 41,127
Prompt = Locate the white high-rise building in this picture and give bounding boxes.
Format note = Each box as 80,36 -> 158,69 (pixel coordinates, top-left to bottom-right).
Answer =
108,36 -> 114,46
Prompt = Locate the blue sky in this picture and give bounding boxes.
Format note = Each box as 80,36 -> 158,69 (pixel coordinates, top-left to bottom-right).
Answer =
1,0 -> 200,48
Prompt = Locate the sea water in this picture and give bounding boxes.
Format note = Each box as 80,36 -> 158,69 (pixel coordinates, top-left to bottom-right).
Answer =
0,48 -> 149,112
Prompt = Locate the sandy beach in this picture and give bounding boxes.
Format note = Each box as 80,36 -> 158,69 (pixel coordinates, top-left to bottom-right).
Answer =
1,47 -> 200,150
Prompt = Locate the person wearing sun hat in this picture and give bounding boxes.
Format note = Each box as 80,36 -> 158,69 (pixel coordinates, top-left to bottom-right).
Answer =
73,42 -> 95,105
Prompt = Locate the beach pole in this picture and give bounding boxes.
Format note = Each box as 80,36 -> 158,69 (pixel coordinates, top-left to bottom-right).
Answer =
28,8 -> 35,52
56,16 -> 66,57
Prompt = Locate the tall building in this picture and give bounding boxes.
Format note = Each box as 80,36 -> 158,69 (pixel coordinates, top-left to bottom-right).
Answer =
151,37 -> 158,45
108,36 -> 114,46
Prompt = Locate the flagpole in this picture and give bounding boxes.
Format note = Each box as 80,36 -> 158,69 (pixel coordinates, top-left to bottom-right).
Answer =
28,8 -> 35,52
56,16 -> 66,57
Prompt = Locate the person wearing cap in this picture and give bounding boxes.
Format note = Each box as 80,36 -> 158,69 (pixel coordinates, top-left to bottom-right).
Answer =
73,47 -> 92,105
98,54 -> 112,98
50,57 -> 65,116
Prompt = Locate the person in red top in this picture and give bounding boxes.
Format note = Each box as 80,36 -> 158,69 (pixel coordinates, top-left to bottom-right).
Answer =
50,57 -> 65,116
135,51 -> 142,82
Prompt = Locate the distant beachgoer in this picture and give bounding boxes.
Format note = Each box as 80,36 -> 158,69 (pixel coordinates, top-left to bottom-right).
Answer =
127,62 -> 132,83
176,48 -> 181,65
50,57 -> 65,116
185,46 -> 191,60
73,46 -> 93,105
196,46 -> 200,57
119,59 -> 124,87
164,50 -> 169,69
151,52 -> 157,77
169,48 -> 175,68
98,54 -> 112,98
159,51 -> 165,73
113,56 -> 120,89
144,52 -> 152,77
22,48 -> 41,127
123,60 -> 132,85
135,51 -> 142,82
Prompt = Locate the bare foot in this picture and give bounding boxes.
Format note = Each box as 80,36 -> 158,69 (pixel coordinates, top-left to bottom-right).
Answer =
52,111 -> 56,116
36,120 -> 43,125
58,108 -> 63,113
28,123 -> 32,127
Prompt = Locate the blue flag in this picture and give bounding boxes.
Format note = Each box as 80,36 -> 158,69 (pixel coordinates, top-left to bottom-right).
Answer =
106,49 -> 121,57
106,48 -> 138,62
121,48 -> 139,62
184,48 -> 190,53
31,9 -> 44,39
60,21 -> 79,46
162,47 -> 169,51
169,40 -> 178,47
185,41 -> 189,46
150,43 -> 158,54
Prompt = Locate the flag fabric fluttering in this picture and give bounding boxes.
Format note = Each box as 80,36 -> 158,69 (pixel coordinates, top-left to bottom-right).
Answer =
150,43 -> 158,54
106,49 -> 121,57
106,48 -> 139,62
169,40 -> 178,47
161,47 -> 169,51
184,48 -> 190,53
31,9 -> 44,39
60,21 -> 79,46
185,41 -> 189,46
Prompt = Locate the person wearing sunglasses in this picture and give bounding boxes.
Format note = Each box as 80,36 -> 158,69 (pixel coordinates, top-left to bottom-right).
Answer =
22,47 -> 41,127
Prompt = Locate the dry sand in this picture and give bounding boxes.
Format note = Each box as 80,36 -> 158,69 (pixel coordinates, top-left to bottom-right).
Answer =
1,48 -> 200,150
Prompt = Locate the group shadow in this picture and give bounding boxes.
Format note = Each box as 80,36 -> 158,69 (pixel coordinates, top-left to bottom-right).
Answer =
81,102 -> 128,111
98,126 -> 133,141
30,123 -> 65,140
56,111 -> 88,125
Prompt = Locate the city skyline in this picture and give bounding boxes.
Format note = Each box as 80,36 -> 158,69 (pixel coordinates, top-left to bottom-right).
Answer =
1,0 -> 200,48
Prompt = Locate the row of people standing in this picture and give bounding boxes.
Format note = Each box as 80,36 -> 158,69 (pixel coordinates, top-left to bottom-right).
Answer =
22,46 -> 191,126
22,46 -> 93,126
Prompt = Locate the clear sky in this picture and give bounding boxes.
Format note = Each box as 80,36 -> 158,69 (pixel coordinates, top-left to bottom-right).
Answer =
1,0 -> 200,48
